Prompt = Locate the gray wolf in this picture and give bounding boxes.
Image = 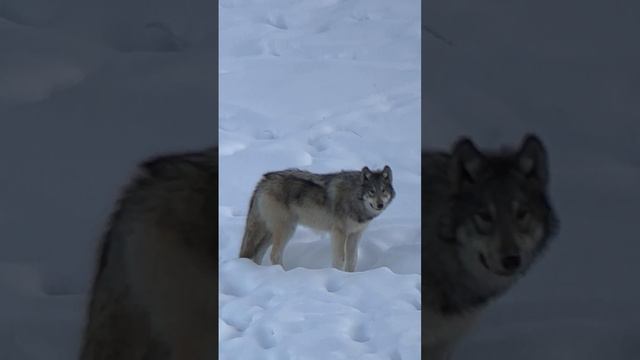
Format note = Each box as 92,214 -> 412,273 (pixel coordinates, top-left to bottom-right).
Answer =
238,165 -> 395,272
422,134 -> 559,359
79,147 -> 217,360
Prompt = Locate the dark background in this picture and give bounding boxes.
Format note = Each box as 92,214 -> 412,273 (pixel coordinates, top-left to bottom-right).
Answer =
423,0 -> 640,358
0,0 -> 216,357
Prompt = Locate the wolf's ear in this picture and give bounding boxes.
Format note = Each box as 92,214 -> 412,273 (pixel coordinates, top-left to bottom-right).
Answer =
450,137 -> 486,189
516,134 -> 548,186
361,166 -> 373,182
382,165 -> 392,182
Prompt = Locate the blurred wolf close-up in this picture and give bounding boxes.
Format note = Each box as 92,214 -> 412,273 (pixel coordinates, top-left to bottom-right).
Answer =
422,134 -> 560,360
80,147 -> 217,360
239,166 -> 395,272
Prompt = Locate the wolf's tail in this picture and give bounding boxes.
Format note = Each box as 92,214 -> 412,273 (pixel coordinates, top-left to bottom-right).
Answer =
238,188 -> 270,263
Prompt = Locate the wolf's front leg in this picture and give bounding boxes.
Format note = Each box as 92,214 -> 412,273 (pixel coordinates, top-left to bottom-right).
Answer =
331,228 -> 347,270
344,231 -> 363,272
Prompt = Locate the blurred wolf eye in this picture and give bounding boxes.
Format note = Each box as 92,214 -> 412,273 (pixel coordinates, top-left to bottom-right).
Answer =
368,190 -> 375,196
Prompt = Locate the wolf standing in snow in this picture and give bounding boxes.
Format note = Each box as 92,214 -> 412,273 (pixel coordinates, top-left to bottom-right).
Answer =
422,134 -> 559,360
79,147 -> 217,360
239,166 -> 395,272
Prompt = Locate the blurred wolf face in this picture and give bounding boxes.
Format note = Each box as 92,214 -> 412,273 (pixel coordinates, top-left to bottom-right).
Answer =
444,135 -> 557,279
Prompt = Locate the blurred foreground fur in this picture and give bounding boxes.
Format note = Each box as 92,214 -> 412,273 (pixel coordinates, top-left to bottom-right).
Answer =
80,147 -> 217,360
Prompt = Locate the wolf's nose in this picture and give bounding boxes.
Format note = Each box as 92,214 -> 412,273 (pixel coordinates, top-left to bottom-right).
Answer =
376,203 -> 384,210
501,255 -> 521,271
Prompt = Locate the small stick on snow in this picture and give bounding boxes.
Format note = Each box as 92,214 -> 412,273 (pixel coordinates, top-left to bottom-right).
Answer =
423,24 -> 454,47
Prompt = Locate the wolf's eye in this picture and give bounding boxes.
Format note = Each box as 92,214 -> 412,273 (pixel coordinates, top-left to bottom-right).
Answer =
368,190 -> 375,196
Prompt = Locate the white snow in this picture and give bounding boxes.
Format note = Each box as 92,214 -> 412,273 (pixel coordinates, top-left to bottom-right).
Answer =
219,0 -> 421,359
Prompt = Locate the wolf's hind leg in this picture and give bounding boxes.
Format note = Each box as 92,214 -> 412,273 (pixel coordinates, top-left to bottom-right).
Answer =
252,234 -> 272,264
268,220 -> 296,267
256,195 -> 297,267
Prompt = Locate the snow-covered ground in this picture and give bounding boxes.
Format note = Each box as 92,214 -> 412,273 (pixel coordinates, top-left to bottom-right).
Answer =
424,0 -> 640,358
0,0 -> 215,358
219,0 -> 421,359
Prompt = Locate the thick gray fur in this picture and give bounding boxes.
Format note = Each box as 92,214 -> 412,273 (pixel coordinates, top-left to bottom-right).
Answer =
239,165 -> 395,272
79,147 -> 217,360
422,135 -> 559,359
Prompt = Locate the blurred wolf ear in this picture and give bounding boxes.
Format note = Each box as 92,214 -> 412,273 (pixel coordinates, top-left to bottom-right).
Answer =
361,166 -> 373,182
517,134 -> 549,186
382,165 -> 392,182
450,137 -> 486,190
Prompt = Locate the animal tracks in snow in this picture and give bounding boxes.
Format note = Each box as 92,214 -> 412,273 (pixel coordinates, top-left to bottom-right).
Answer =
219,0 -> 420,358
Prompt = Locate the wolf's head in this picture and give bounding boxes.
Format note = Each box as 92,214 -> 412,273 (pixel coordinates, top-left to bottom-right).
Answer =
361,165 -> 395,214
441,134 -> 559,280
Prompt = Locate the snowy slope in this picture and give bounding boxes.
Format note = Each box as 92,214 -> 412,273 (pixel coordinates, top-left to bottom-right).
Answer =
219,0 -> 421,359
0,0 -> 216,358
424,0 -> 640,358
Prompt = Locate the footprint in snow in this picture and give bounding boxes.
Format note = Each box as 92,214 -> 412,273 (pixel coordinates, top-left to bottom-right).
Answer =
350,320 -> 372,343
308,135 -> 330,153
325,275 -> 344,293
263,13 -> 289,30
255,129 -> 277,140
255,325 -> 278,349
